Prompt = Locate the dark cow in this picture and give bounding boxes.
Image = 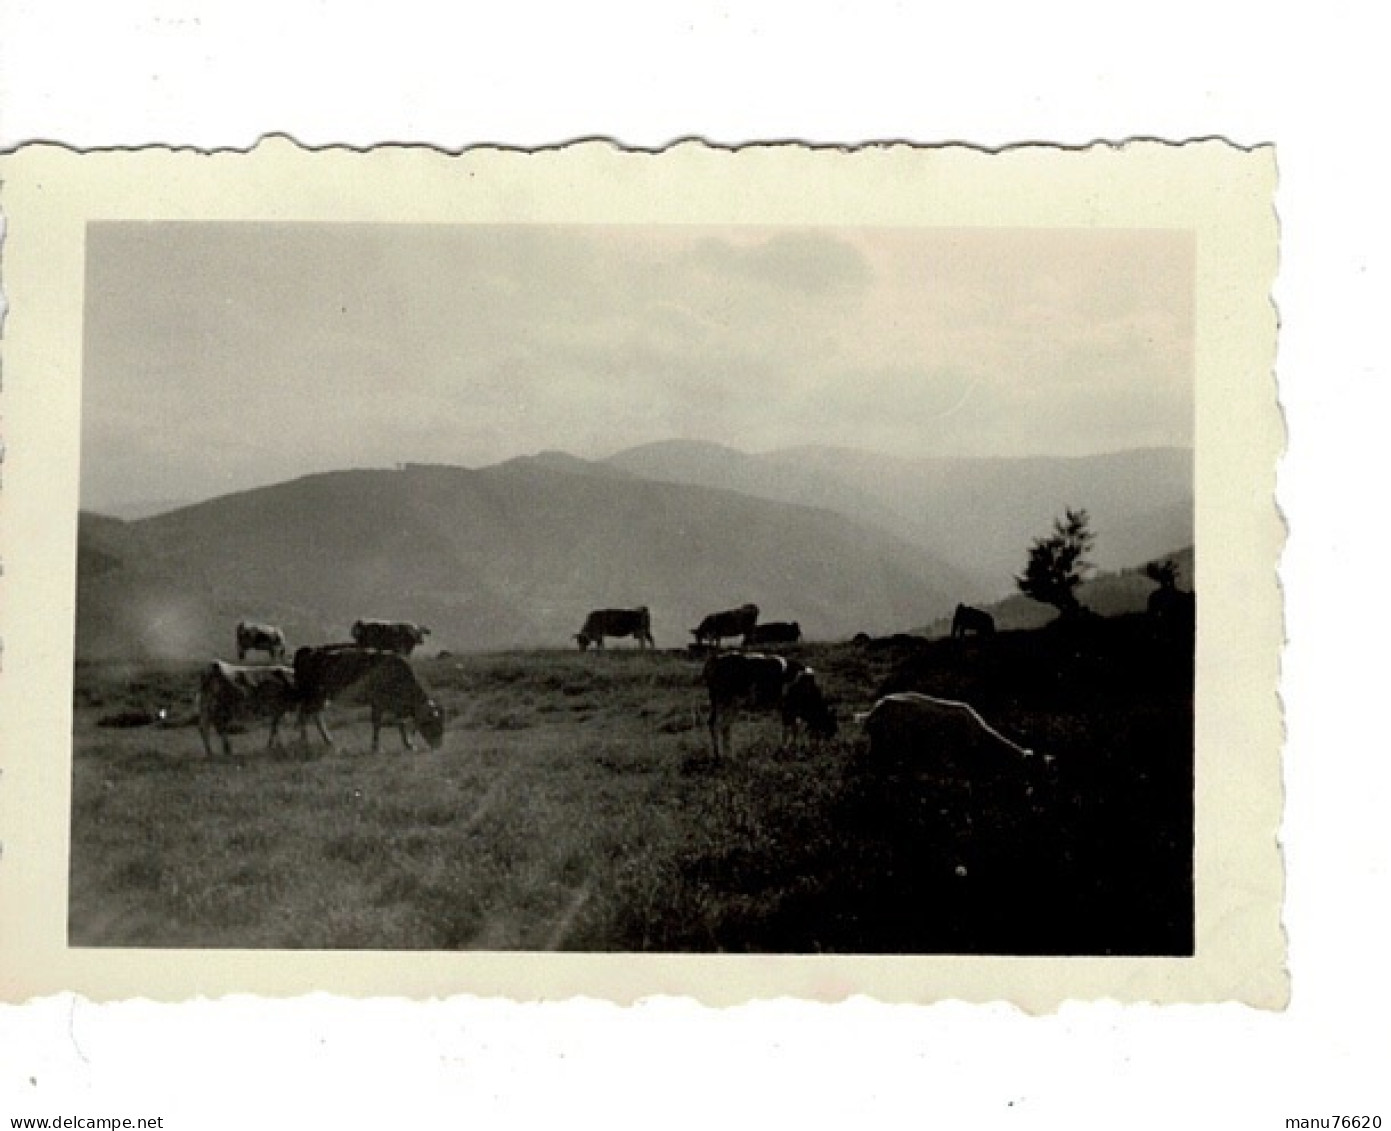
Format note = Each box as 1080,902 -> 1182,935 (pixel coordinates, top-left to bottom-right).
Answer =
236,620 -> 287,661
702,650 -> 837,760
690,603 -> 760,649
295,644 -> 444,752
1147,585 -> 1196,625
862,692 -> 1037,778
350,619 -> 431,656
743,621 -> 801,647
196,660 -> 298,757
575,607 -> 655,651
951,604 -> 995,638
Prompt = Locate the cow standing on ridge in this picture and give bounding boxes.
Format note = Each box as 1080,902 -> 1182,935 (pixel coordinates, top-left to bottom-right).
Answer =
350,619 -> 431,656
236,621 -> 287,662
702,651 -> 837,761
951,604 -> 995,639
294,644 -> 444,753
574,607 -> 655,651
690,603 -> 760,649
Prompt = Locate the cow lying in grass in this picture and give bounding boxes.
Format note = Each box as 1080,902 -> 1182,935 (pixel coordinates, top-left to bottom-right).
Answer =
702,651 -> 837,761
196,661 -> 299,757
743,621 -> 801,647
294,644 -> 444,753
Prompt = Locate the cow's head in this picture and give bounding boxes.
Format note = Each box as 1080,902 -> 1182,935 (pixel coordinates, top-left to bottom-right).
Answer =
575,633 -> 593,651
788,671 -> 838,739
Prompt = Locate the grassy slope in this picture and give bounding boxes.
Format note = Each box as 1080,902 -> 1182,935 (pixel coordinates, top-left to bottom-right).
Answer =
70,618 -> 1192,954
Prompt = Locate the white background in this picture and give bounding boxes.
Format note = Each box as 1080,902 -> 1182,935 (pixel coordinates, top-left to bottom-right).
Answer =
1,4 -> 1387,1127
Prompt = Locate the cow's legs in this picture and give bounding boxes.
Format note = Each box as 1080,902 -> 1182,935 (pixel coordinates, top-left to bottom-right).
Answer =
781,716 -> 798,750
300,706 -> 335,747
196,694 -> 213,757
197,702 -> 235,757
707,703 -> 733,761
707,703 -> 722,760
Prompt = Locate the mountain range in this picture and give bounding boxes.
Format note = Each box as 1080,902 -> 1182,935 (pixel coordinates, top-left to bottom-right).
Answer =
76,442 -> 1192,660
607,441 -> 1192,581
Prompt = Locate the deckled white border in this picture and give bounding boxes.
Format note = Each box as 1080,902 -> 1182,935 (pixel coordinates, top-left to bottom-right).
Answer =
0,139 -> 1282,1010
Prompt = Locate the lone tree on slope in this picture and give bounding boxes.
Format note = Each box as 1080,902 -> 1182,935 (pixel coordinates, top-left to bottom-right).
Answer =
1016,507 -> 1096,620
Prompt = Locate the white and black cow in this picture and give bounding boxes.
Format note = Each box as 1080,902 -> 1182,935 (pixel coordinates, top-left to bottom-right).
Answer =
575,606 -> 655,651
295,644 -> 444,753
196,660 -> 299,757
350,619 -> 431,656
702,650 -> 837,761
236,620 -> 287,662
743,620 -> 801,647
861,692 -> 1038,780
950,604 -> 996,638
690,603 -> 760,649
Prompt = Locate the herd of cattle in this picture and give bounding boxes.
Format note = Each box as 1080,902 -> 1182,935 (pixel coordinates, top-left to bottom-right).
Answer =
201,620 -> 445,758
195,601 -> 1039,776
573,603 -> 804,651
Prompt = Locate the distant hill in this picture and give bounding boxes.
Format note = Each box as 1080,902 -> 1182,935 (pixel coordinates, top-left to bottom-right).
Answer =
88,498 -> 194,521
607,441 -> 1192,594
76,514 -> 224,661
75,460 -> 975,660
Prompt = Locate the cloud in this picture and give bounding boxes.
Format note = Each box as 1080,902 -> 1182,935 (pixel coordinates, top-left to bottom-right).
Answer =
80,223 -> 1194,508
688,230 -> 874,297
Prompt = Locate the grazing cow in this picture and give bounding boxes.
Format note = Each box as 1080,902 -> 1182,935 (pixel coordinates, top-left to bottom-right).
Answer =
236,620 -> 287,662
196,661 -> 298,757
575,606 -> 655,651
294,644 -> 444,753
690,603 -> 760,649
951,604 -> 996,638
862,692 -> 1037,778
743,621 -> 801,647
702,650 -> 837,760
350,619 -> 431,656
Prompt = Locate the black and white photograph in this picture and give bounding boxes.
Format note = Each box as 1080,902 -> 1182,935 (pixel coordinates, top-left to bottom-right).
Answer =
46,148 -> 1234,965
3,5 -> 1385,1127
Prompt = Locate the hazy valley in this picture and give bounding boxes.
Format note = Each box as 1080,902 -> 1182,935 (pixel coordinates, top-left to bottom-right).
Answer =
78,442 -> 1192,660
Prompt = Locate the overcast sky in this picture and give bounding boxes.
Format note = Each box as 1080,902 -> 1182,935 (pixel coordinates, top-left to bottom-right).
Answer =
81,222 -> 1194,511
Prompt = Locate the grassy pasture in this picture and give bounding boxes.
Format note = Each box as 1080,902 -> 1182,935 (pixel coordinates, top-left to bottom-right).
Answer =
69,622 -> 1193,953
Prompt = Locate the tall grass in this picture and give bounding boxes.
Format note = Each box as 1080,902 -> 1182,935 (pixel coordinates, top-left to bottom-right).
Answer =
70,622 -> 1193,953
